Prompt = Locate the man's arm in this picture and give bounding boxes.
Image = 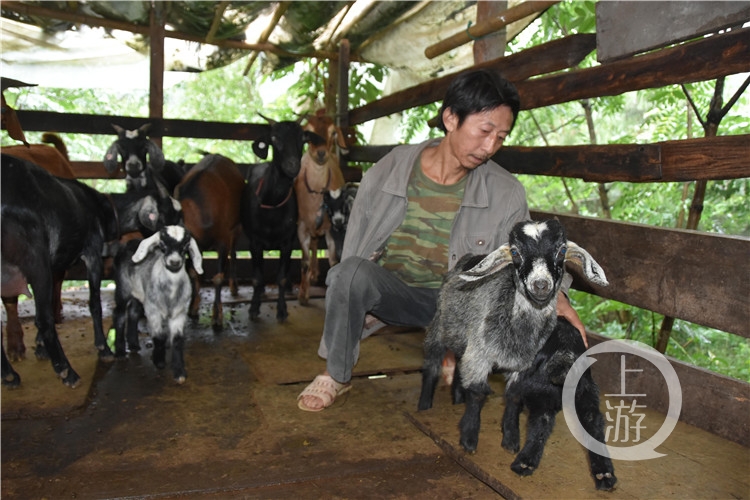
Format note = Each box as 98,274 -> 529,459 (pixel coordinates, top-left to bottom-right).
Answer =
556,290 -> 588,348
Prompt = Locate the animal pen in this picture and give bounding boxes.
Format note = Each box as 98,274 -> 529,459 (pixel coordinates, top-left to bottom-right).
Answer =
1,1 -> 749,498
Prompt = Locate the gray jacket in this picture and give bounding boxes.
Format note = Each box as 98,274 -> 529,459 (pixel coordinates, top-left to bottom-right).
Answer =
342,138 -> 530,271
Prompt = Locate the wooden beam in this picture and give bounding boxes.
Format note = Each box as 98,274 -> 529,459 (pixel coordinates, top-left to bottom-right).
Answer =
349,34 -> 596,125
518,26 -> 750,110
348,135 -> 750,183
532,211 -> 750,338
0,1 -> 342,61
424,0 -> 559,59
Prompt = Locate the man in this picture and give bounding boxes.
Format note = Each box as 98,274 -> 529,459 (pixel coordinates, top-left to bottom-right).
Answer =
297,69 -> 585,411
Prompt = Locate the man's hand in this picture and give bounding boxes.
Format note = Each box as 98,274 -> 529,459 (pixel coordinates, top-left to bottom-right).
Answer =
557,291 -> 588,348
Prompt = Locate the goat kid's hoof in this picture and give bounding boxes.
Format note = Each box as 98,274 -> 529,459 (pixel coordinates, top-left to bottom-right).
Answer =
501,436 -> 520,454
511,459 -> 536,477
594,472 -> 618,491
459,437 -> 478,454
174,375 -> 186,385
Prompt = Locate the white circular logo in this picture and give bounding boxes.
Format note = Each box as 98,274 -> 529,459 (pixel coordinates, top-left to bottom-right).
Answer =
562,339 -> 682,461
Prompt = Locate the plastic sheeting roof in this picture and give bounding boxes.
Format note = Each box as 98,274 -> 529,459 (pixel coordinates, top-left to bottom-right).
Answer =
0,1 -> 535,90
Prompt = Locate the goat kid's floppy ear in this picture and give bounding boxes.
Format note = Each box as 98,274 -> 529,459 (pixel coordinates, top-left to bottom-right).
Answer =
132,232 -> 162,263
137,197 -> 161,233
458,244 -> 514,282
188,237 -> 203,275
564,241 -> 609,287
146,141 -> 165,169
103,142 -> 121,173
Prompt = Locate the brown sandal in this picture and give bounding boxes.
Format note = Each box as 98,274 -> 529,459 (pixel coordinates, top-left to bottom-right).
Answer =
297,374 -> 352,412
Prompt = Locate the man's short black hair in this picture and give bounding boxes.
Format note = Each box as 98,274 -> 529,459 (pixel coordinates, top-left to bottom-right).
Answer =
436,69 -> 520,134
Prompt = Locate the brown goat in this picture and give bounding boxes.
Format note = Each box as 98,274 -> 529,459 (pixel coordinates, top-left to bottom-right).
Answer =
175,154 -> 245,329
294,110 -> 348,305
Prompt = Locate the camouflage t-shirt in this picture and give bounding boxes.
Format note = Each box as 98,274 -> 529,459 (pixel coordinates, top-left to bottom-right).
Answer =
380,162 -> 466,288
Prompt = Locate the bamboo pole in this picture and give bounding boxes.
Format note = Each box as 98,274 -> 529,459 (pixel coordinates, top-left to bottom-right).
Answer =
424,0 -> 559,59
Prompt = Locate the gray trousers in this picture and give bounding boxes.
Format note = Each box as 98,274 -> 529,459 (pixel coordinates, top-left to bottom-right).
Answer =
318,256 -> 440,383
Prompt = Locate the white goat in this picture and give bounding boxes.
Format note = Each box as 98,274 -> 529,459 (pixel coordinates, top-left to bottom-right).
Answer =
417,219 -> 608,453
112,225 -> 202,384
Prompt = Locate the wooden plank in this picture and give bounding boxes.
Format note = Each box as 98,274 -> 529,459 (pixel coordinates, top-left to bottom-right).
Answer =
349,34 -> 597,126
348,135 -> 750,182
531,211 -> 750,338
12,110 -> 270,140
518,26 -> 750,110
587,333 -> 750,448
496,143 -> 663,182
596,1 -> 750,63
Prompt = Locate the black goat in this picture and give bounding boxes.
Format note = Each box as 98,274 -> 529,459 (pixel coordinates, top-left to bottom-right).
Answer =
418,220 -> 608,453
323,182 -> 358,263
0,154 -> 181,387
103,123 -> 184,193
501,317 -> 617,490
112,225 -> 202,383
240,116 -> 317,322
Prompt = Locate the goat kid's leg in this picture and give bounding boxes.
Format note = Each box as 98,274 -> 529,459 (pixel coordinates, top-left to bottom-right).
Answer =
459,382 -> 491,453
211,247 -> 228,330
501,387 -> 523,453
577,383 -> 617,490
52,270 -> 65,324
151,334 -> 168,370
112,301 -> 128,357
511,410 -> 556,476
126,300 -> 144,353
83,253 -> 112,360
451,361 -> 467,405
228,226 -> 240,297
2,296 -> 26,361
417,338 -> 445,411
170,334 -> 187,384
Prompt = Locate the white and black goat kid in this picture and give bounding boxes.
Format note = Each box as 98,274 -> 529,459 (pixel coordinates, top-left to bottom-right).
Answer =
501,317 -> 617,490
112,225 -> 202,384
418,220 -> 608,453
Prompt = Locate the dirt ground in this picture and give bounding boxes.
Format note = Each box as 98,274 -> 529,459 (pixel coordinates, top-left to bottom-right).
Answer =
2,286 -> 748,499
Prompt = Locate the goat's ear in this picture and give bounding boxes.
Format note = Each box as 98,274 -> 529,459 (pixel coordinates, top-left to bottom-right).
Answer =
457,244 -> 513,282
334,126 -> 349,153
103,142 -> 121,174
137,196 -> 160,233
253,138 -> 270,159
564,241 -> 609,287
132,232 -> 161,263
188,237 -> 203,275
146,141 -> 165,169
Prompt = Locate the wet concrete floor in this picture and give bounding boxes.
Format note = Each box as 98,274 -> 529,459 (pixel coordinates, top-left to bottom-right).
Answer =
2,286 -> 748,499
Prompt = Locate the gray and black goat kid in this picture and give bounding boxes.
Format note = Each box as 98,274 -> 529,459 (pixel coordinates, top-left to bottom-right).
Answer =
418,220 -> 608,453
113,225 -> 202,384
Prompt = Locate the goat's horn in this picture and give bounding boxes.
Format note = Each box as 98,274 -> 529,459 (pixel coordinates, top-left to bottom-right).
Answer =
258,113 -> 276,125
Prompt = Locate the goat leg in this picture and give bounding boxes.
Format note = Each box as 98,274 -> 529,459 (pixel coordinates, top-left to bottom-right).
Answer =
112,301 -> 128,357
171,334 -> 187,384
510,410 -> 556,476
501,390 -> 523,453
2,296 -> 26,361
417,339 -> 445,411
1,345 -> 21,387
458,382 -> 490,453
126,300 -> 143,353
451,362 -> 466,405
152,335 -> 167,369
577,382 -> 618,491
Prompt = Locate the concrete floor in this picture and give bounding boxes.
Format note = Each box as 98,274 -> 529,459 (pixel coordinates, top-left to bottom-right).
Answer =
2,286 -> 748,499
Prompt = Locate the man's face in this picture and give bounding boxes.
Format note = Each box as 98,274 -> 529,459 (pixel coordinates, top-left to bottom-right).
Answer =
444,105 -> 514,169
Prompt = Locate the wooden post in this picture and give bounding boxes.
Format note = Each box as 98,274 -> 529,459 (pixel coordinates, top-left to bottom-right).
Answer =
337,39 -> 351,173
473,1 -> 507,63
149,1 -> 165,148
